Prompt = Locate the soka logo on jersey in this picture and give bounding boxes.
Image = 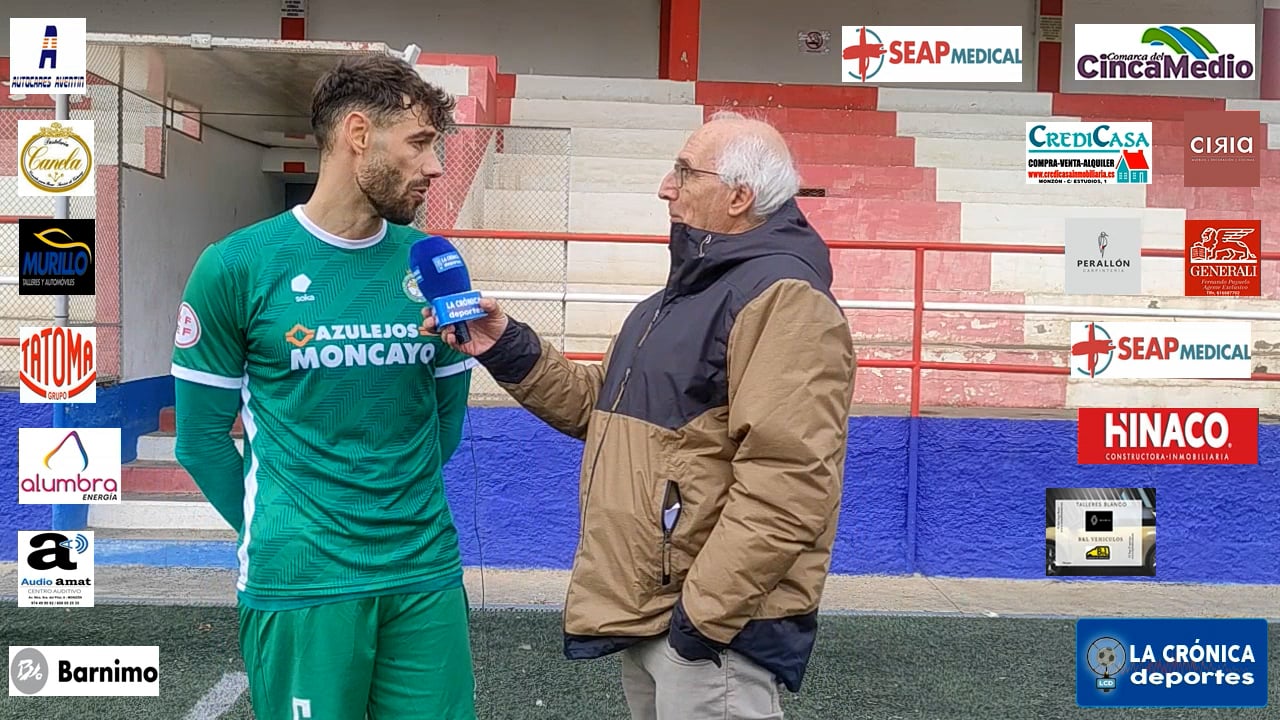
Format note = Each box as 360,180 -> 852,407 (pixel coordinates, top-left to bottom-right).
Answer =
285,321 -> 436,371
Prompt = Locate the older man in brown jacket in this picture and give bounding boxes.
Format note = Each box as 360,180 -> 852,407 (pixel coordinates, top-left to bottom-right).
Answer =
425,112 -> 856,720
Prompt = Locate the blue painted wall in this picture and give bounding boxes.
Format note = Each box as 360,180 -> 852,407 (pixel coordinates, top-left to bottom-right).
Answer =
442,408 -> 1280,585
5,391 -> 1278,584
0,376 -> 174,559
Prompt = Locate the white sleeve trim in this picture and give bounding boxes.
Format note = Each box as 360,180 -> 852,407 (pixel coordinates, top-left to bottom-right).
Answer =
434,357 -> 479,378
171,362 -> 244,390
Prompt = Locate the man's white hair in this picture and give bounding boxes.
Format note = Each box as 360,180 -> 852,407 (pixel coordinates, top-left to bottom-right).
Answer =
707,110 -> 801,218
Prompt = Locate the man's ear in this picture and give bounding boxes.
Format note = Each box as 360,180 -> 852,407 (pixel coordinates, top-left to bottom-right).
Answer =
343,111 -> 372,156
726,184 -> 755,218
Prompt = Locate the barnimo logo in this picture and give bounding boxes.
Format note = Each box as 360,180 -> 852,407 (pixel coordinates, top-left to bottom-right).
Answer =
1075,618 -> 1267,708
8,646 -> 159,696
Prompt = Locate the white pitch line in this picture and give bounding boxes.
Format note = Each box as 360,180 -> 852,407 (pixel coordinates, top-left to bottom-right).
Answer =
182,671 -> 249,720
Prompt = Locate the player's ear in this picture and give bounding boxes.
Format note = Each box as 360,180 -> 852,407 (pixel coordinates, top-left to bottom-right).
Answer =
343,111 -> 372,155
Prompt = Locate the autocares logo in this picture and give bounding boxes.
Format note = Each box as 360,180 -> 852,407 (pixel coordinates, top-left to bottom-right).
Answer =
1075,24 -> 1256,80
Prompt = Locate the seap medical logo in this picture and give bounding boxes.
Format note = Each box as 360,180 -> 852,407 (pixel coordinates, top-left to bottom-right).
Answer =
1069,321 -> 1252,379
1076,618 -> 1267,708
840,26 -> 1023,83
1075,24 -> 1255,81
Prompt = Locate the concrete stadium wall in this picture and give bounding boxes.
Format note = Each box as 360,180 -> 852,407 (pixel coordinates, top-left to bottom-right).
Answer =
0,377 -> 174,560
0,0 -> 661,78
121,128 -> 284,381
699,0 -> 1038,90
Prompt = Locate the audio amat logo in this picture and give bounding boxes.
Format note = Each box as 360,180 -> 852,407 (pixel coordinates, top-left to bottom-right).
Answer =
1075,24 -> 1255,80
1069,321 -> 1251,379
840,26 -> 1023,84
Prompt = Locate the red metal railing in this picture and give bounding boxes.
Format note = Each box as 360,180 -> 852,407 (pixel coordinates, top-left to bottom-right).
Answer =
427,228 -> 1280,416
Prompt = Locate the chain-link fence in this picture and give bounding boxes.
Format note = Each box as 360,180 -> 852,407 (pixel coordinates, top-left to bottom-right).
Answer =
417,123 -> 580,403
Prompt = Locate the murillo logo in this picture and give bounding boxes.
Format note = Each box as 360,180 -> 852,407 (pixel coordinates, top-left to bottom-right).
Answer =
1078,408 -> 1259,464
19,326 -> 96,403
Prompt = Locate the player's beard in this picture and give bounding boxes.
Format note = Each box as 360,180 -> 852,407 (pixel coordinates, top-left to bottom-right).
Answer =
356,152 -> 420,226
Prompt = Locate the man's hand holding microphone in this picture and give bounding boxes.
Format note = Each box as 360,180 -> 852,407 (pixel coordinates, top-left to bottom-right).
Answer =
410,234 -> 507,355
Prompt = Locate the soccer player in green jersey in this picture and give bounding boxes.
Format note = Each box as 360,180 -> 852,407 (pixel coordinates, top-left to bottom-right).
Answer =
170,53 -> 478,719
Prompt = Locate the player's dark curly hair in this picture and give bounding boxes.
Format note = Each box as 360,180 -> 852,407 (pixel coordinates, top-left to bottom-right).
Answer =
311,53 -> 457,154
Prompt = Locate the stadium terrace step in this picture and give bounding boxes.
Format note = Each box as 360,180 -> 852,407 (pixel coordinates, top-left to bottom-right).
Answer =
702,106 -> 897,135
158,406 -> 242,436
120,462 -> 201,495
512,74 -> 696,104
88,493 -> 231,532
488,154 -> 672,194
480,189 -> 670,234
501,127 -> 691,160
1146,179 -> 1280,213
796,197 -> 961,243
1226,97 -> 1280,125
1050,93 -> 1224,121
958,203 -> 1185,249
913,137 -> 1024,170
784,132 -> 916,166
934,168 -> 1147,208
694,81 -> 877,110
876,87 -> 1054,116
509,98 -> 706,130
895,112 -> 1078,140
796,165 -> 937,201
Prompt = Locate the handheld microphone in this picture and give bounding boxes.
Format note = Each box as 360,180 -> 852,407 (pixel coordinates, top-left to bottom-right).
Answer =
408,235 -> 486,346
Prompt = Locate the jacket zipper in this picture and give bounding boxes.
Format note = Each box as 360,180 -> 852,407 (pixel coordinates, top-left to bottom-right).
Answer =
661,480 -> 682,586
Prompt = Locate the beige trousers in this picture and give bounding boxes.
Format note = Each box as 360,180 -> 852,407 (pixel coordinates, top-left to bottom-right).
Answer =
620,635 -> 784,720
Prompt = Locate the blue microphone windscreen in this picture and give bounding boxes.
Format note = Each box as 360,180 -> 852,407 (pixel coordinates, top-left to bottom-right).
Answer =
409,235 -> 472,299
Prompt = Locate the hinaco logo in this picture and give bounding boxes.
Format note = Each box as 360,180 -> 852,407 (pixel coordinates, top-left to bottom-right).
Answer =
1075,24 -> 1255,81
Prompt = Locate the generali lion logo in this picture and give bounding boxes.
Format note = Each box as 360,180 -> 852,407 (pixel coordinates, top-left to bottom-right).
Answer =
19,326 -> 97,404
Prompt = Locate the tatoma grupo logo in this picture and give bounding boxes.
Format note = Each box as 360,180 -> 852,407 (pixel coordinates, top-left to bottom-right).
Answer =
1026,122 -> 1151,185
18,428 -> 121,503
1076,618 -> 1267,708
1069,321 -> 1251,379
19,326 -> 97,403
1077,408 -> 1259,465
1075,24 -> 1255,81
841,26 -> 1023,83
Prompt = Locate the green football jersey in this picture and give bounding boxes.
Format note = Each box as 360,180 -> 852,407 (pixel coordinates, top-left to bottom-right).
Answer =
170,206 -> 477,609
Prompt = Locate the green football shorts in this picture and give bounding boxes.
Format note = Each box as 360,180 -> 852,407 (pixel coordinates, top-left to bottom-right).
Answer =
238,585 -> 476,719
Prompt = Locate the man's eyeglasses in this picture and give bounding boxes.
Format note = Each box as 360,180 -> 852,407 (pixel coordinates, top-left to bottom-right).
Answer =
671,164 -> 720,189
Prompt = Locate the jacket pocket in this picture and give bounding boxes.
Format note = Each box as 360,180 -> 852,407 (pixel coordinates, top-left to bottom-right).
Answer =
660,480 -> 683,587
